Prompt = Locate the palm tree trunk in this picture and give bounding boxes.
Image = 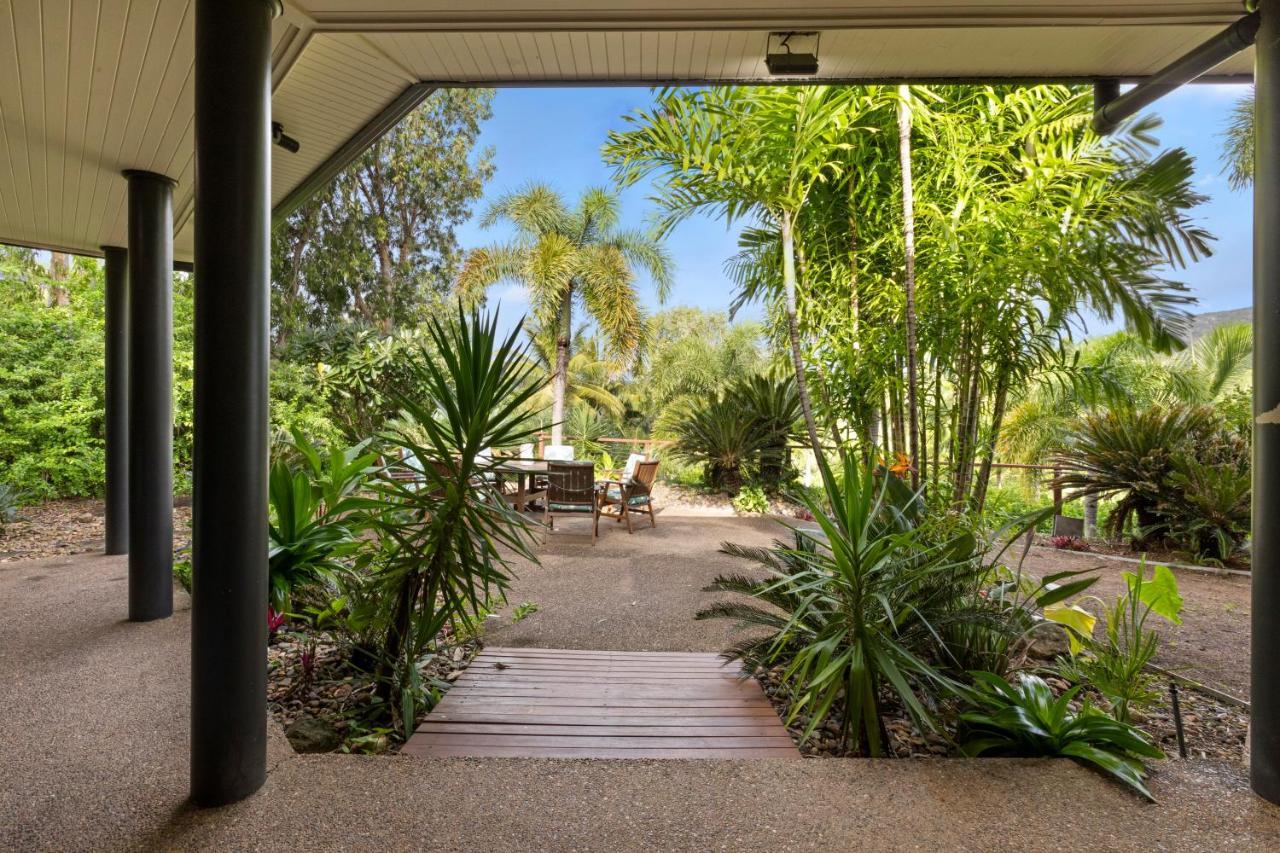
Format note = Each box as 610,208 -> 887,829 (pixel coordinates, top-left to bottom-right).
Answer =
781,212 -> 824,459
971,369 -> 1010,514
551,289 -> 572,446
897,86 -> 922,491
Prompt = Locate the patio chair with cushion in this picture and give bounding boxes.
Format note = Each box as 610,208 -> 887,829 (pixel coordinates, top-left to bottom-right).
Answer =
543,460 -> 601,543
599,460 -> 659,533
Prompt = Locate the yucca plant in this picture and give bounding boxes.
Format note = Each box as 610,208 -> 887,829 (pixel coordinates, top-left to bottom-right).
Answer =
957,671 -> 1164,801
360,305 -> 545,734
698,455 -> 984,755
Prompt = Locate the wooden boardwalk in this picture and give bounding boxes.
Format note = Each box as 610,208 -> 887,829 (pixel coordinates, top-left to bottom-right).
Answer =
402,647 -> 800,759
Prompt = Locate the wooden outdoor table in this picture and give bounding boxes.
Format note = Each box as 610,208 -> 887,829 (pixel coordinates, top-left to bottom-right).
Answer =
492,459 -> 548,511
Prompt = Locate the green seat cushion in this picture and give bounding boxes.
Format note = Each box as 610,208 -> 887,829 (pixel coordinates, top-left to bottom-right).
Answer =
549,502 -> 594,512
605,487 -> 649,507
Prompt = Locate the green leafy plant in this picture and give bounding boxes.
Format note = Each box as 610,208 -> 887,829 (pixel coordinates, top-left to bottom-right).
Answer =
1056,563 -> 1183,723
1159,452 -> 1250,563
359,305 -> 544,736
268,429 -> 379,612
172,559 -> 193,594
957,671 -> 1164,801
511,601 -> 540,623
731,485 -> 770,514
698,455 -> 984,755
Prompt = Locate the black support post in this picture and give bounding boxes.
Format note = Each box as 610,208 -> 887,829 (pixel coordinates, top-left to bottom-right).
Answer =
101,246 -> 129,556
190,0 -> 278,807
122,171 -> 174,622
1253,0 -> 1280,807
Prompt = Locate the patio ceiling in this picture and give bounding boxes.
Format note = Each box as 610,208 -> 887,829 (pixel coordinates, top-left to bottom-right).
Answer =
0,1 -> 1254,262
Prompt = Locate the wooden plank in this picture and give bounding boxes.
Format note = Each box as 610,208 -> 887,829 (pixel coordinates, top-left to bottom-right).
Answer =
481,648 -> 727,660
415,723 -> 791,737
402,745 -> 801,759
403,647 -> 797,760
435,697 -> 770,711
455,671 -> 743,684
426,713 -> 785,727
407,733 -> 795,749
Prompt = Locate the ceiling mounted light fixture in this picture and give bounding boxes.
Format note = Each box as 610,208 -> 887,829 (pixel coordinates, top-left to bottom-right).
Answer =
765,32 -> 820,76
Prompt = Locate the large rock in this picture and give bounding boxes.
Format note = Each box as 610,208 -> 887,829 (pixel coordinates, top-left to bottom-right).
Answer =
285,714 -> 341,754
1025,622 -> 1072,661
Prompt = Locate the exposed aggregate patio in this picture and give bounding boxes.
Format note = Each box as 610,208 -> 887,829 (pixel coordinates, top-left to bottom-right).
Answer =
2,512 -> 1278,850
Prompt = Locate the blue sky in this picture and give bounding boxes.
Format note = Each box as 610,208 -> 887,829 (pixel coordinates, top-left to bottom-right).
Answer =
455,84 -> 1254,336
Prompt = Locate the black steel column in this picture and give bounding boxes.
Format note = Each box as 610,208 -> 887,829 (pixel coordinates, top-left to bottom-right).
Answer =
123,171 -> 174,622
102,246 -> 129,556
190,0 -> 277,807
1253,0 -> 1280,806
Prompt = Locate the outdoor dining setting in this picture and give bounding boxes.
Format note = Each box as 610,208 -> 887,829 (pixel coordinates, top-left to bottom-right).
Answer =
390,443 -> 660,544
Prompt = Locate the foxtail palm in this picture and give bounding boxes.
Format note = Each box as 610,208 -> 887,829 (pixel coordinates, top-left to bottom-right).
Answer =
456,184 -> 672,444
605,86 -> 883,458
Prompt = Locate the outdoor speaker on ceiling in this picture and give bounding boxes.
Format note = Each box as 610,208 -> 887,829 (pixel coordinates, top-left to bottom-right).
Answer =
765,32 -> 820,76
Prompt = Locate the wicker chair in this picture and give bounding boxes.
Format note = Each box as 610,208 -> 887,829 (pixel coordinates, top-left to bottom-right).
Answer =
599,460 -> 659,533
543,460 -> 600,543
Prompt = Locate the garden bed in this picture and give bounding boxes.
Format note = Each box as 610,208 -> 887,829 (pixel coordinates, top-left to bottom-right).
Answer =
752,664 -> 1247,764
0,498 -> 191,562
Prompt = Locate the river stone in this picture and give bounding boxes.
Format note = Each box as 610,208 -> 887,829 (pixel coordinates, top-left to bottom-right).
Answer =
285,714 -> 341,754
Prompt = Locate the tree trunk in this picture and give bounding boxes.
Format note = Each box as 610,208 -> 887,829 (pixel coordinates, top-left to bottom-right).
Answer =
550,288 -> 572,446
781,212 -> 824,459
971,369 -> 1010,514
897,86 -> 921,491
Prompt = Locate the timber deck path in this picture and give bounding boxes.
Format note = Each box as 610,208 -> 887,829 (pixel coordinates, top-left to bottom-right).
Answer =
402,647 -> 800,759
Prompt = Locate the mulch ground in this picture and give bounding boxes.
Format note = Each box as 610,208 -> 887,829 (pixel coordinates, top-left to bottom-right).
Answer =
0,497 -> 191,562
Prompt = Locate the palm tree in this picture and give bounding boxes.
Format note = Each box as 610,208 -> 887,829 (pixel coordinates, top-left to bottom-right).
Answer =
526,325 -> 626,421
1163,322 -> 1253,405
605,86 -> 882,458
456,184 -> 672,444
1221,91 -> 1254,190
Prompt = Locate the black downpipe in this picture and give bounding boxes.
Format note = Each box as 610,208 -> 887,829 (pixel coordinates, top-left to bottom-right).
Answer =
1092,12 -> 1260,134
102,245 -> 129,556
1253,0 -> 1280,807
122,171 -> 174,622
190,0 -> 277,807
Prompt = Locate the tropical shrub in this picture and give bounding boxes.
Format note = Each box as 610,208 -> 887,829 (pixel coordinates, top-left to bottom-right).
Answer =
698,456 -> 985,755
267,429 -> 379,612
731,485 -> 769,514
956,671 -> 1164,801
1158,451 -> 1250,563
1055,563 -> 1183,723
357,307 -> 543,735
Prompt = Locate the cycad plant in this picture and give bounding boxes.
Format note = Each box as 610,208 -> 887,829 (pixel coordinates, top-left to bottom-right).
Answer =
665,393 -> 768,493
1051,404 -> 1217,545
455,184 -> 672,445
698,455 -> 982,755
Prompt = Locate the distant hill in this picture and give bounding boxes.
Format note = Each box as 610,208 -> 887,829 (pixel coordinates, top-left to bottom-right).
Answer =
1186,307 -> 1252,342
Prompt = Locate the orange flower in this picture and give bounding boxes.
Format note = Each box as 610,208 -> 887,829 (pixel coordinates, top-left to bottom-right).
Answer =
889,452 -> 912,478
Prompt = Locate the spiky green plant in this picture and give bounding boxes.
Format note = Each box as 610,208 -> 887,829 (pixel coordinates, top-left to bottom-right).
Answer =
698,456 -> 984,755
360,306 -> 545,734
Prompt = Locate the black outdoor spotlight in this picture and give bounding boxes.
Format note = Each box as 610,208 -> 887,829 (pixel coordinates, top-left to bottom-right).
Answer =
272,121 -> 300,153
765,32 -> 819,76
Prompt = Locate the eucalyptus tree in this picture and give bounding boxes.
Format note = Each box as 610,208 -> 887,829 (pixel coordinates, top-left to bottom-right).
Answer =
272,89 -> 495,344
604,86 -> 884,457
455,185 -> 672,444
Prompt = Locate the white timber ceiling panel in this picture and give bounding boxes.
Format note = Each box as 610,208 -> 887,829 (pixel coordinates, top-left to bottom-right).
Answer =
0,1 -> 1258,260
